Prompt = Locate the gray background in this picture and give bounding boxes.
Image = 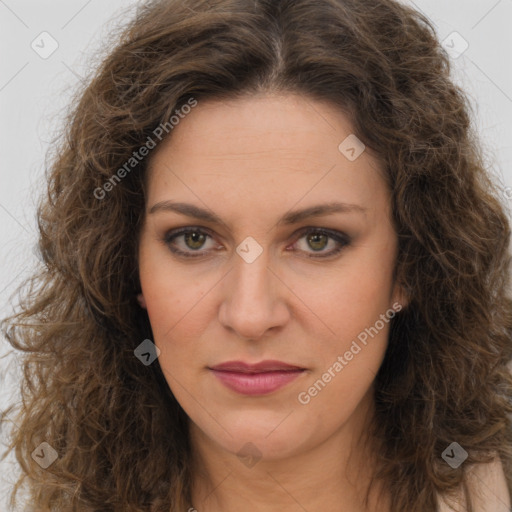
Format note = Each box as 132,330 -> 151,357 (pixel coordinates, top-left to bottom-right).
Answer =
1,0 -> 511,509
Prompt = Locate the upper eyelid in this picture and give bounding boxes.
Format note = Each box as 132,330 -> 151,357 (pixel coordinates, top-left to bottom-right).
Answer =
164,225 -> 347,240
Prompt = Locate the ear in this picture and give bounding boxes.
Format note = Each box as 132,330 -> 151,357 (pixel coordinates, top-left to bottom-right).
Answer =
137,293 -> 147,309
391,282 -> 409,312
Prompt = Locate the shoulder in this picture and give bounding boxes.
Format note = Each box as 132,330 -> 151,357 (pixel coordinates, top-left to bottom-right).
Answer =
438,457 -> 510,512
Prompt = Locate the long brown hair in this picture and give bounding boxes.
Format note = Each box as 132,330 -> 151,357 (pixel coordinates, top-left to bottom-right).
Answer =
2,0 -> 512,510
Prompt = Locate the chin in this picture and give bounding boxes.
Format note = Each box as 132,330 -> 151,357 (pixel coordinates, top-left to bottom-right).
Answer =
208,417 -> 312,463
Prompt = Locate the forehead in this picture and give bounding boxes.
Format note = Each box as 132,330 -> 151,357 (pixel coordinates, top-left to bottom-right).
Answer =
145,93 -> 390,222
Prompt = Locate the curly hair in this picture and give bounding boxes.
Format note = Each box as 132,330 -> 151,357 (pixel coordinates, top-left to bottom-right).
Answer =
2,0 -> 512,510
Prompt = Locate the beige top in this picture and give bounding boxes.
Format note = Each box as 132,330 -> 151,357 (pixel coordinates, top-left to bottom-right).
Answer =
437,457 -> 510,512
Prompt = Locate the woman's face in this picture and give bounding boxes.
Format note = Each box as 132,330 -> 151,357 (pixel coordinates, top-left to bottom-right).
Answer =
137,93 -> 405,463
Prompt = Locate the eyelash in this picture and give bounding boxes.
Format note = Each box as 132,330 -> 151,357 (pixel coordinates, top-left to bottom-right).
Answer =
162,226 -> 351,260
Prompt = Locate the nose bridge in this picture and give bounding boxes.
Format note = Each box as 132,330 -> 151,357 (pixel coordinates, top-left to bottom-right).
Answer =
219,241 -> 287,338
234,247 -> 271,299
232,233 -> 272,294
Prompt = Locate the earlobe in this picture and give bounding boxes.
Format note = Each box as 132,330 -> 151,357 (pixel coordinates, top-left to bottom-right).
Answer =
392,283 -> 410,312
137,293 -> 147,309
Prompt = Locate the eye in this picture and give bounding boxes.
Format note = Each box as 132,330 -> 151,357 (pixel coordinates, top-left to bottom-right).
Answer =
289,227 -> 351,259
163,228 -> 218,258
163,227 -> 350,259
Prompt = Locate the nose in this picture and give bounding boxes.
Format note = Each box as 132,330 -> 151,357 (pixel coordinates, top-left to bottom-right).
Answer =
218,248 -> 290,341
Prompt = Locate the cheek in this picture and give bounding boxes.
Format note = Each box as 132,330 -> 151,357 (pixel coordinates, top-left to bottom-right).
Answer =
313,259 -> 396,341
138,254 -> 217,372
142,279 -> 204,346
299,249 -> 397,403
298,274 -> 394,423
139,241 -> 200,331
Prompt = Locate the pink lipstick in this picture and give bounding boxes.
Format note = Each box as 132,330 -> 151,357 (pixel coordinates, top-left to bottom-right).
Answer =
208,360 -> 306,395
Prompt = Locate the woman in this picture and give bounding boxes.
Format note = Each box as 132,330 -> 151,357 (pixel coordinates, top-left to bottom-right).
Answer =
2,0 -> 512,510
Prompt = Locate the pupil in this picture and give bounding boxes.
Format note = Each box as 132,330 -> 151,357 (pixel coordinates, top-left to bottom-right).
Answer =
186,232 -> 205,249
309,233 -> 327,251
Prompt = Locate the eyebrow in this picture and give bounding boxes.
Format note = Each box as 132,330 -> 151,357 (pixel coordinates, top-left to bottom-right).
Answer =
148,200 -> 367,226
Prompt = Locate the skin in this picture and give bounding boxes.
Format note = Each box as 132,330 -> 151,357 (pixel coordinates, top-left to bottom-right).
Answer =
137,93 -> 407,512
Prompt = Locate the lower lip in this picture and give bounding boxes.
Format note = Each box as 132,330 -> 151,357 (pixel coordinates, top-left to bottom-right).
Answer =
209,369 -> 305,395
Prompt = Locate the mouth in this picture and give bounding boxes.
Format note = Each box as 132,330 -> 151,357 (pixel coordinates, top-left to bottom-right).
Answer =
208,360 -> 307,395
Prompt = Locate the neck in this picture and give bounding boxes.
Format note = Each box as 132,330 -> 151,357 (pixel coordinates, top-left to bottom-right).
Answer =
188,389 -> 390,512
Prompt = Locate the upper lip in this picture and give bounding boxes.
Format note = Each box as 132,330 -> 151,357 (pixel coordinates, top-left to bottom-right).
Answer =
209,360 -> 305,373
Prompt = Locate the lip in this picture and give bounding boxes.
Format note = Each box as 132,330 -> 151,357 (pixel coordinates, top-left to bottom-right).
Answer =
208,360 -> 306,395
210,360 -> 305,373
